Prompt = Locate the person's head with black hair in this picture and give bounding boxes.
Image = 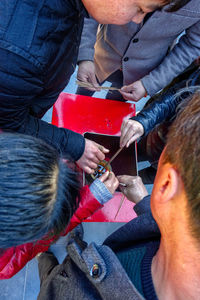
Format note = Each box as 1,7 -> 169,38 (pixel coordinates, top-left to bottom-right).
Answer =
0,133 -> 80,249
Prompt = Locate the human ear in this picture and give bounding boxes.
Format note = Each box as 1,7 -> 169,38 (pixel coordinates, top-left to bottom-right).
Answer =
158,166 -> 179,203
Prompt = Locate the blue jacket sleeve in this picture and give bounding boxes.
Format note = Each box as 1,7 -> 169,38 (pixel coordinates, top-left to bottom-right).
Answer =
133,195 -> 151,216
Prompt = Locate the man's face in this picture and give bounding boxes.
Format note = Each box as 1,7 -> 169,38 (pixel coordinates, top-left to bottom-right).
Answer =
82,0 -> 165,24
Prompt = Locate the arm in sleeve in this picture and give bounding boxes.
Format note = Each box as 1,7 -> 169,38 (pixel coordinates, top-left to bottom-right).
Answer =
18,115 -> 85,161
78,17 -> 99,62
142,21 -> 200,96
133,195 -> 151,216
0,53 -> 85,161
130,83 -> 180,136
65,180 -> 114,233
0,101 -> 85,161
64,185 -> 103,234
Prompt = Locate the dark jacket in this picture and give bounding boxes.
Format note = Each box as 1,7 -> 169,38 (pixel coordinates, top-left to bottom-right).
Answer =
132,66 -> 200,136
0,0 -> 87,161
37,196 -> 160,300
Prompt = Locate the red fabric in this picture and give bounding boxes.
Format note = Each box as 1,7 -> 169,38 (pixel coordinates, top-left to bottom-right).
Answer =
0,185 -> 102,279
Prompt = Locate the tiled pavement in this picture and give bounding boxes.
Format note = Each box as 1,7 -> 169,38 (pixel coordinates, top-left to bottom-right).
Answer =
0,68 -> 153,300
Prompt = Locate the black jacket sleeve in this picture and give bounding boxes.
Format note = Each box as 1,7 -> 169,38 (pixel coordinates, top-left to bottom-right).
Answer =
131,85 -> 180,137
0,52 -> 85,161
0,72 -> 85,161
131,66 -> 200,137
0,103 -> 85,161
19,115 -> 85,161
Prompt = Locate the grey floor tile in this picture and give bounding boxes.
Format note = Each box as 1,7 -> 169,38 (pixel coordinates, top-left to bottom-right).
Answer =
23,259 -> 40,300
0,266 -> 26,300
83,222 -> 126,245
42,107 -> 53,123
49,236 -> 69,264
45,222 -> 126,265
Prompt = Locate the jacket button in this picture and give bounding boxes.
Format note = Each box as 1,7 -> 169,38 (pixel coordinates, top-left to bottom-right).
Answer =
132,38 -> 139,43
124,57 -> 129,62
90,263 -> 101,278
60,270 -> 68,278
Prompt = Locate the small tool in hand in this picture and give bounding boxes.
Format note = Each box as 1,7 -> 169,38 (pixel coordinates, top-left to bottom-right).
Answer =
76,80 -> 120,91
114,182 -> 128,219
104,147 -> 124,169
119,182 -> 127,187
114,194 -> 126,220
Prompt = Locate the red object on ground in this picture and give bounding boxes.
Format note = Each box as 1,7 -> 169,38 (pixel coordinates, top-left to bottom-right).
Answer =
52,93 -> 137,222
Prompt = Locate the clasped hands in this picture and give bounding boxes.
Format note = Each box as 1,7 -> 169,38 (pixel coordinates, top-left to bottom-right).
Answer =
97,172 -> 148,205
77,61 -> 147,100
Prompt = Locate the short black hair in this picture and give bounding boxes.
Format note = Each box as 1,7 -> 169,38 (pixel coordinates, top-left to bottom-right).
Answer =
0,133 -> 80,249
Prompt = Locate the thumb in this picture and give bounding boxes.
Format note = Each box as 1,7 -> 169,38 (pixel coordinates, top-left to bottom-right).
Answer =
90,73 -> 100,89
96,143 -> 109,153
120,84 -> 132,92
99,171 -> 110,183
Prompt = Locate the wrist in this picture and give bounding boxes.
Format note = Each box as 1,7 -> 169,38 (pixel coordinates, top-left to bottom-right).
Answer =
89,179 -> 113,204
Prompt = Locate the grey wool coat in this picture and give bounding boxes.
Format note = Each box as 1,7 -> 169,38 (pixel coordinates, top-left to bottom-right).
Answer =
37,196 -> 160,300
78,0 -> 200,96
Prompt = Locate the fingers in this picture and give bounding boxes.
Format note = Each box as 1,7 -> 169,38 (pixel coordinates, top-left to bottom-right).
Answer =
117,175 -> 148,204
95,149 -> 105,161
120,84 -> 132,93
77,159 -> 98,174
117,175 -> 133,186
82,166 -> 96,174
98,170 -> 110,182
120,80 -> 146,102
89,73 -> 101,91
126,134 -> 140,147
120,120 -> 144,148
77,139 -> 110,174
92,143 -> 109,161
102,172 -> 119,194
120,91 -> 139,102
121,125 -> 134,148
96,143 -> 109,154
120,120 -> 134,148
120,85 -> 138,101
77,61 -> 100,91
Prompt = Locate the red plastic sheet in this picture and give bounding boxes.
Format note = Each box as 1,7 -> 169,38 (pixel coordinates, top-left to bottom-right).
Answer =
52,93 -> 137,222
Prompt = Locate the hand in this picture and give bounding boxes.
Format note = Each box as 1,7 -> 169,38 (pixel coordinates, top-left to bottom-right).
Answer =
117,175 -> 148,204
120,119 -> 144,148
99,171 -> 119,194
76,139 -> 109,174
77,61 -> 100,91
120,80 -> 147,101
